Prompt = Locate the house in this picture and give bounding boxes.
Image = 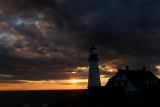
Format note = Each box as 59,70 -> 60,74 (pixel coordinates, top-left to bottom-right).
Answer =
87,46 -> 160,95
105,65 -> 160,94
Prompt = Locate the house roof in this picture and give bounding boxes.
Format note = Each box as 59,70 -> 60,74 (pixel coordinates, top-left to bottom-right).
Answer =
106,69 -> 160,90
118,69 -> 159,81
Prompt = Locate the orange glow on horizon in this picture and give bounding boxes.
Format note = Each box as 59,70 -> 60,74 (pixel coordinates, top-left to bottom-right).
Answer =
0,79 -> 87,91
69,79 -> 87,84
0,83 -> 87,91
0,65 -> 115,91
0,77 -> 109,91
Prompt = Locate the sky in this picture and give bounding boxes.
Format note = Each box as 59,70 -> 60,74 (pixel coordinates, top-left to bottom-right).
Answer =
0,0 -> 160,90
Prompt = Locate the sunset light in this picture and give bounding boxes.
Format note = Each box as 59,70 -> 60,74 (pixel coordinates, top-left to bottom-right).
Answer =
1,0 -> 160,107
156,65 -> 160,70
69,79 -> 87,84
76,67 -> 88,72
100,65 -> 117,72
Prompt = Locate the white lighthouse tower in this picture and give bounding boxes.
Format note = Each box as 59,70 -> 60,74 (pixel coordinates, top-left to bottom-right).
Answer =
88,46 -> 101,88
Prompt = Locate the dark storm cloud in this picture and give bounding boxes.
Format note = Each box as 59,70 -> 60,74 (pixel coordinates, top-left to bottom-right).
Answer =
0,0 -> 160,83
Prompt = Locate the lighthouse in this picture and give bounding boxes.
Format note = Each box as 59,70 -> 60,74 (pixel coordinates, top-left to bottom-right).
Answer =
88,46 -> 101,88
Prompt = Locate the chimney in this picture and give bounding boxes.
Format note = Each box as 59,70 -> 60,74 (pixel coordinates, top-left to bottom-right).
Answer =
142,66 -> 146,71
126,65 -> 129,71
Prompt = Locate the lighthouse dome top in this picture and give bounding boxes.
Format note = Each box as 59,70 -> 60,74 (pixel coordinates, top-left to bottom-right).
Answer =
88,46 -> 99,61
90,45 -> 96,50
90,46 -> 97,55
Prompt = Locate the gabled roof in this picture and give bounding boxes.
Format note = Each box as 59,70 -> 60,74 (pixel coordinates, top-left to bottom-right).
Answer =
106,69 -> 160,90
118,69 -> 159,81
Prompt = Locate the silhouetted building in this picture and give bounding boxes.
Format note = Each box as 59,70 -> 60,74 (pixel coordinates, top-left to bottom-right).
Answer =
86,47 -> 160,107
106,66 -> 160,94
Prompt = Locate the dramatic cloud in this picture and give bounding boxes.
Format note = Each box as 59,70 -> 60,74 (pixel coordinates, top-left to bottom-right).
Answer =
0,0 -> 160,85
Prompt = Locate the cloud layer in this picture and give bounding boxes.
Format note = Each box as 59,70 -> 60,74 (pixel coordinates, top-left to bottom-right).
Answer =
0,0 -> 160,83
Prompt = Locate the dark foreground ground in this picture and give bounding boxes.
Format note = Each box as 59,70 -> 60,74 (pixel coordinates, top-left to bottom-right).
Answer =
0,90 -> 87,107
0,89 -> 159,107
